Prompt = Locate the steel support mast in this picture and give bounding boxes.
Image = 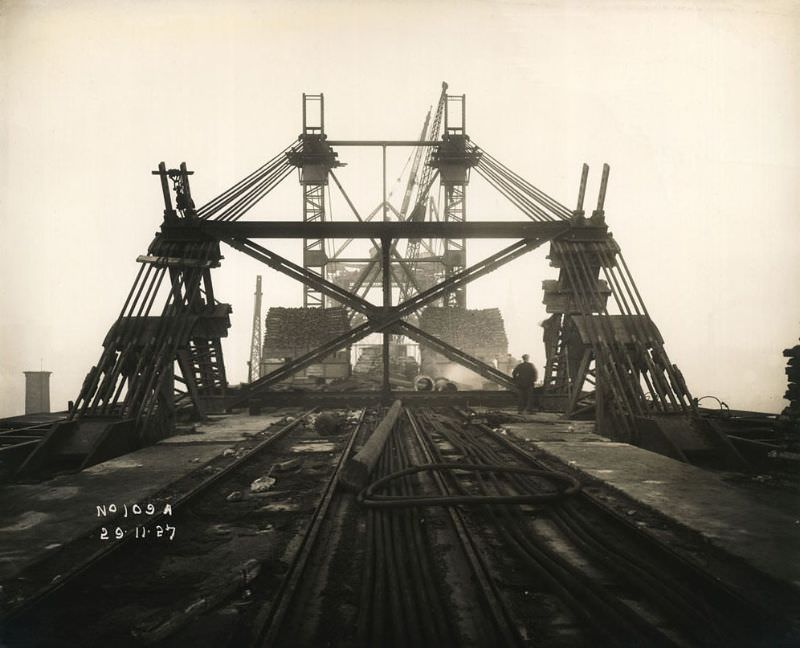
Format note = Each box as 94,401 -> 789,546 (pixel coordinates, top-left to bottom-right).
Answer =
433,92 -> 479,307
289,94 -> 341,308
248,275 -> 263,383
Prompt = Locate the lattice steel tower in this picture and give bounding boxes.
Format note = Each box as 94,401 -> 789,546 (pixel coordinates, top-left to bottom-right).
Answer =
248,275 -> 263,383
431,92 -> 480,307
287,94 -> 341,307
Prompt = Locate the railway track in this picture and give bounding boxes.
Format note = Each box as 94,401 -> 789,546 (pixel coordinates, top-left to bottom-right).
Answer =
4,405 -> 798,647
402,407 -> 785,646
0,407 -> 367,647
253,405 -> 797,647
249,403 -> 513,647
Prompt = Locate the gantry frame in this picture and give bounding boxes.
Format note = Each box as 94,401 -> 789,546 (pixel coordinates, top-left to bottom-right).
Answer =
41,83 -> 750,480
168,218 -> 598,405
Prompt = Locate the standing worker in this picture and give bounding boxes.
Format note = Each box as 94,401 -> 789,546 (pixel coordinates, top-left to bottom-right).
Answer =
512,354 -> 538,414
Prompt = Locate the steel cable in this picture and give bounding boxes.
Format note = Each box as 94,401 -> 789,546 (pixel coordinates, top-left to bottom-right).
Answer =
359,463 -> 580,508
477,155 -> 558,220
473,163 -> 554,222
477,149 -> 573,218
197,144 -> 293,219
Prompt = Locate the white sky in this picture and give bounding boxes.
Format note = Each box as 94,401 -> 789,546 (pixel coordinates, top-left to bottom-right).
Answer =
1,0 -> 798,417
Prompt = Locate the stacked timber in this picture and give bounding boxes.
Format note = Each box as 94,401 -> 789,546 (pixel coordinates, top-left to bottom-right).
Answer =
418,307 -> 509,381
261,307 -> 351,382
419,307 -> 508,353
782,340 -> 800,433
263,307 -> 349,356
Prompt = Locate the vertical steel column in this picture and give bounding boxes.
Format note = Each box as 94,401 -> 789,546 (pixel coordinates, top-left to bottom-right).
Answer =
382,145 -> 387,222
573,163 -> 589,221
151,162 -> 177,224
381,235 -> 392,403
443,183 -> 466,307
439,92 -> 469,307
302,183 -> 326,308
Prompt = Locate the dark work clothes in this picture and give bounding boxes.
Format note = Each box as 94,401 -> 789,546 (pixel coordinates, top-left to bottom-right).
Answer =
517,385 -> 535,414
512,361 -> 537,386
512,361 -> 538,413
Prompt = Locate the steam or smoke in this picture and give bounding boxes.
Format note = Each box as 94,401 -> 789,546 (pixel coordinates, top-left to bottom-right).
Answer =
436,362 -> 492,390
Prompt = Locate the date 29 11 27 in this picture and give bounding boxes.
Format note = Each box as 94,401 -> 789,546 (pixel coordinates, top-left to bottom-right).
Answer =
100,525 -> 176,540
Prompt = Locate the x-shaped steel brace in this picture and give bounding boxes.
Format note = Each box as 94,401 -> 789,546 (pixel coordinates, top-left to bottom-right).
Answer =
225,225 -> 569,405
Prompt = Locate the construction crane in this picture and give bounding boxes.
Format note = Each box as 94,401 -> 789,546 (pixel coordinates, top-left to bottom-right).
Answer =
346,83 -> 449,304
397,82 -> 449,300
248,275 -> 263,383
407,83 -> 447,224
398,108 -> 432,219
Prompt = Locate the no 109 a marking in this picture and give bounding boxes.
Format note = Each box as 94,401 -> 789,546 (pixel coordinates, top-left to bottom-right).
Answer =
96,503 -> 173,517
100,525 -> 176,540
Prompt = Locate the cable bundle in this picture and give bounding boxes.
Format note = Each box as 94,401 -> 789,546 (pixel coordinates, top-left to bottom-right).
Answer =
473,147 -> 572,222
196,144 -> 295,222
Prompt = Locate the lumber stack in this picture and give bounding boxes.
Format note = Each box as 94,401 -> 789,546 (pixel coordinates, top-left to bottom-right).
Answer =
263,307 -> 350,356
419,307 -> 508,355
782,340 -> 800,432
418,307 -> 509,383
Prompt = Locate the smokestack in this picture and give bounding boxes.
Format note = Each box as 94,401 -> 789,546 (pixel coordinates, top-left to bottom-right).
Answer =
24,371 -> 51,414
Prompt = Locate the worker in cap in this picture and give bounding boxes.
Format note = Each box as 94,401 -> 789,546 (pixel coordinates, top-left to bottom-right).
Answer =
512,354 -> 538,414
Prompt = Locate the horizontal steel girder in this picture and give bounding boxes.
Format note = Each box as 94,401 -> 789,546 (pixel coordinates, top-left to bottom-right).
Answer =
325,140 -> 442,147
165,220 -> 585,240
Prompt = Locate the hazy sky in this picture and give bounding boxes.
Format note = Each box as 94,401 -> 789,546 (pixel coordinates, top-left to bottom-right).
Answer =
1,0 -> 798,417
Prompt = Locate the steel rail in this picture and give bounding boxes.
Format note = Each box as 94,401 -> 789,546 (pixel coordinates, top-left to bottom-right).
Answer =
376,434 -> 414,645
358,410 -> 408,646
452,408 -> 782,644
391,423 -> 453,644
441,412 -> 679,644
547,502 -> 730,645
460,423 -> 692,633
1,409 -> 316,624
253,408 -> 365,647
427,408 -> 679,646
416,409 -> 665,646
405,408 -> 523,647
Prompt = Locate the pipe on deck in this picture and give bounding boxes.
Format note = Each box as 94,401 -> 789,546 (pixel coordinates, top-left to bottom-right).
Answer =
340,400 -> 402,491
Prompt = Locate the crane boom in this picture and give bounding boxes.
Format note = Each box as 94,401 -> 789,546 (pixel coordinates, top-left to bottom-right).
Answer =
399,108 -> 432,219
408,82 -> 447,223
